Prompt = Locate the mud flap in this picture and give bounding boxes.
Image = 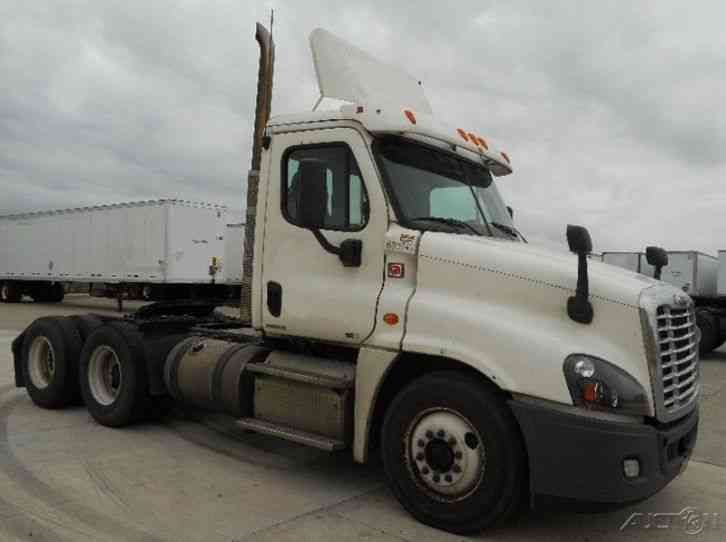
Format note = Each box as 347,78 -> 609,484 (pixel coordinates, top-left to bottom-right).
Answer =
11,331 -> 26,387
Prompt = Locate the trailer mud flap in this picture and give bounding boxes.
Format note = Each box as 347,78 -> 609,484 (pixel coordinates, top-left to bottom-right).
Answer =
11,331 -> 26,388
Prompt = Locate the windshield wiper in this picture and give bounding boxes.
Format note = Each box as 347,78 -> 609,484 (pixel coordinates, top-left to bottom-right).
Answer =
490,221 -> 527,242
409,216 -> 482,236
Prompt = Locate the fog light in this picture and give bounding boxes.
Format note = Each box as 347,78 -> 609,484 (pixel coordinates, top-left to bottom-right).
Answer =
623,458 -> 640,479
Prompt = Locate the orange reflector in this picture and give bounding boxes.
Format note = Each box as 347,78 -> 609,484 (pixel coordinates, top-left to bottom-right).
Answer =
476,136 -> 489,150
456,128 -> 469,141
582,382 -> 599,403
500,151 -> 510,164
404,110 -> 416,124
383,313 -> 399,326
467,132 -> 479,146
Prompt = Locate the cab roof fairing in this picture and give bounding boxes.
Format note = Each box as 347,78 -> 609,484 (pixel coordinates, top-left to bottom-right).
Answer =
267,105 -> 513,177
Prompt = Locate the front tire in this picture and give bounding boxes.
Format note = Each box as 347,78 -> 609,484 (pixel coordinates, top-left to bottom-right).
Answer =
381,372 -> 527,534
79,323 -> 150,427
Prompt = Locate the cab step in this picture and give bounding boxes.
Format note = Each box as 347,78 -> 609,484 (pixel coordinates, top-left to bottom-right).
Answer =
236,417 -> 346,451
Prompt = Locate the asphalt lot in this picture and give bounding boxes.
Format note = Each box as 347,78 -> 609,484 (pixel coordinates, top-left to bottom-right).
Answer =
0,294 -> 723,541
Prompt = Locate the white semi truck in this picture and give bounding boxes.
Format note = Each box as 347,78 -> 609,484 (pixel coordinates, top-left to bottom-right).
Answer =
0,199 -> 243,305
9,24 -> 699,533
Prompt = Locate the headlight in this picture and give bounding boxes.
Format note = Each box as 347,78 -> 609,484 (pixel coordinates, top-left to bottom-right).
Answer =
563,354 -> 649,416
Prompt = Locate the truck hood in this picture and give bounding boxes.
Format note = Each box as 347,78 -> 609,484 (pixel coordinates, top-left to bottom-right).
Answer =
418,233 -> 657,308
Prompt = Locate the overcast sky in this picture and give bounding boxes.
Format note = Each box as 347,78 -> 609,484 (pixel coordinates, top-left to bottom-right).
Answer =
2,1 -> 725,253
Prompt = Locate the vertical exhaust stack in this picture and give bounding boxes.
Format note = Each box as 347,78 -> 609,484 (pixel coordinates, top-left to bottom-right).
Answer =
240,23 -> 275,323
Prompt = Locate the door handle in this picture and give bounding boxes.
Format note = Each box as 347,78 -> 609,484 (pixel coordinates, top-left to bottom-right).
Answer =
267,281 -> 282,317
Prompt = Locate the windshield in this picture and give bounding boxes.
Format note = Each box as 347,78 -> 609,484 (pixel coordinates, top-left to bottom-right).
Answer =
374,137 -> 518,239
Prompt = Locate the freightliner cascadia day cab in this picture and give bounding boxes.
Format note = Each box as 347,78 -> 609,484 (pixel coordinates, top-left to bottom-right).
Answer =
10,24 -> 700,533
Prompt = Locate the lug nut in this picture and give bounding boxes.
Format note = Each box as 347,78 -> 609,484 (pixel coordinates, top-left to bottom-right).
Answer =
448,437 -> 456,446
455,451 -> 463,460
422,467 -> 430,475
433,474 -> 440,483
426,430 -> 433,439
445,474 -> 453,482
452,464 -> 461,473
417,439 -> 425,448
437,429 -> 445,438
416,453 -> 424,461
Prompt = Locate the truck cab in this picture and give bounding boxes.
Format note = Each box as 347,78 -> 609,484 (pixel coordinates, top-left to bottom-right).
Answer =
10,24 -> 700,535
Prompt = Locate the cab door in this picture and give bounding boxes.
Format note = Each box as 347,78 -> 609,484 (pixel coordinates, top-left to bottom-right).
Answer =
261,127 -> 387,343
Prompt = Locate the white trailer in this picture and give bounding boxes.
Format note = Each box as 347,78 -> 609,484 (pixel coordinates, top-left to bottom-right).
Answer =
659,251 -> 718,297
716,251 -> 726,296
0,199 -> 240,303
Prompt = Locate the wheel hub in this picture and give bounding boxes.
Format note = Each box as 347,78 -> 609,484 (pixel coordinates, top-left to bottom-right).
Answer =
88,346 -> 123,406
425,439 -> 455,473
28,336 -> 55,390
408,409 -> 485,500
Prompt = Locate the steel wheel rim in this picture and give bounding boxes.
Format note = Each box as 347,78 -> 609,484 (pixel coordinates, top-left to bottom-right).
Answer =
28,336 -> 56,390
88,345 -> 123,406
405,407 -> 486,502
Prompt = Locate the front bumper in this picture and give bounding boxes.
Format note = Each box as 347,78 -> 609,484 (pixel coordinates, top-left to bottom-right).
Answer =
510,399 -> 698,505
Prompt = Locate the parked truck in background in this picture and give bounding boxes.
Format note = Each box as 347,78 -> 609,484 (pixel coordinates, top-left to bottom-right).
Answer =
0,199 -> 243,305
604,249 -> 726,354
8,24 -> 700,533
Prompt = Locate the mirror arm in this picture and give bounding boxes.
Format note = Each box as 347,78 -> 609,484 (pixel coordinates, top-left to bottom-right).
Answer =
310,230 -> 362,267
311,229 -> 341,256
567,252 -> 594,324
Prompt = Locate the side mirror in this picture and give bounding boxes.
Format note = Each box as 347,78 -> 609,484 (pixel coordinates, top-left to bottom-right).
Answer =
566,224 -> 594,324
507,206 -> 514,219
645,246 -> 668,280
297,160 -> 328,230
566,225 -> 592,255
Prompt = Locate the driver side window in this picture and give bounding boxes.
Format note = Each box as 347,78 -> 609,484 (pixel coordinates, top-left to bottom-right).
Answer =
283,145 -> 369,231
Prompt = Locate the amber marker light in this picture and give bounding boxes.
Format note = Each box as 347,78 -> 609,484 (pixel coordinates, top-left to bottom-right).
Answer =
404,109 -> 417,124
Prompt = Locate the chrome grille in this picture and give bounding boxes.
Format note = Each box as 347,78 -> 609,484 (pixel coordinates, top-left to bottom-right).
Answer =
655,305 -> 699,412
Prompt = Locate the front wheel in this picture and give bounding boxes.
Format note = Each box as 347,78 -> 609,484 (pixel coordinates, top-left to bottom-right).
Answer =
381,372 -> 527,534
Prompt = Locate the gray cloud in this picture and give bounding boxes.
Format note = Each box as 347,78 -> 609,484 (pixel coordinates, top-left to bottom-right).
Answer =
2,1 -> 725,253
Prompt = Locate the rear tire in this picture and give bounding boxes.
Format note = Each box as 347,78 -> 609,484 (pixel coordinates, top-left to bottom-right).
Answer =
1,281 -> 22,303
79,323 -> 150,427
696,309 -> 719,355
21,317 -> 82,409
381,372 -> 527,534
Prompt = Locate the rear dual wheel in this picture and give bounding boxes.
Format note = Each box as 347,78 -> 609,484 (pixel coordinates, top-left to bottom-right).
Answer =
22,317 -> 82,408
79,323 -> 150,427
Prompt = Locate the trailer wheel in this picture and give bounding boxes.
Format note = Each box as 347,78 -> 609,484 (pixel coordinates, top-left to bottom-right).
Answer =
46,282 -> 65,303
21,317 -> 82,409
1,281 -> 22,303
79,323 -> 149,427
381,372 -> 526,534
696,310 -> 719,355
